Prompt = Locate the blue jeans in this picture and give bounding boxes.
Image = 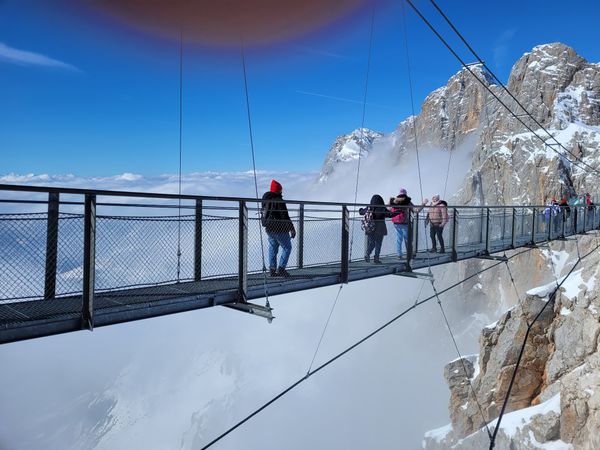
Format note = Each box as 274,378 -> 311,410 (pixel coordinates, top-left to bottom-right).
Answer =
267,231 -> 292,269
394,223 -> 409,257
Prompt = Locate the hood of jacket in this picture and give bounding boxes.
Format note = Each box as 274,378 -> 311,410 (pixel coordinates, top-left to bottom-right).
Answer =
369,194 -> 385,206
263,191 -> 283,201
394,194 -> 412,205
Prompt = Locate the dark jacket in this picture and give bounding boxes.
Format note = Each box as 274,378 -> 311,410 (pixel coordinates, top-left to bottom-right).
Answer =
261,191 -> 294,233
391,194 -> 416,225
359,194 -> 396,236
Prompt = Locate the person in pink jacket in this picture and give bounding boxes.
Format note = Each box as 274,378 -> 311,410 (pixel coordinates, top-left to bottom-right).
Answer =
425,195 -> 449,253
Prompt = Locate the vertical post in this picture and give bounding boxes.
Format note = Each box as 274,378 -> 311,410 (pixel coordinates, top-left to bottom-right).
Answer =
583,206 -> 588,233
501,208 -> 506,241
44,192 -> 59,300
341,205 -> 349,284
82,194 -> 96,331
414,210 -> 419,254
479,208 -> 485,244
238,201 -> 248,302
194,199 -> 202,281
484,208 -> 491,254
561,208 -> 566,238
511,208 -> 517,249
451,208 -> 458,262
573,208 -> 579,234
530,207 -> 537,244
548,208 -> 553,241
297,204 -> 304,269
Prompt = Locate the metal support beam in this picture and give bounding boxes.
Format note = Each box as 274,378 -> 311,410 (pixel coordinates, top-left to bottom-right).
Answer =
414,211 -> 420,254
194,199 -> 202,281
477,255 -> 508,262
44,192 -> 59,300
238,201 -> 248,301
394,270 -> 434,281
223,301 -> 274,322
548,208 -> 554,241
340,205 -> 349,283
82,194 -> 96,331
297,204 -> 304,269
451,208 -> 458,262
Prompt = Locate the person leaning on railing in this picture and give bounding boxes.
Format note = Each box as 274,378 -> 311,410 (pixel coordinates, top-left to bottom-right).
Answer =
261,179 -> 296,278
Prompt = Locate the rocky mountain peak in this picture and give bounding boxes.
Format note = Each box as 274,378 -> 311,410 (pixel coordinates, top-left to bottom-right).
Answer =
317,128 -> 383,183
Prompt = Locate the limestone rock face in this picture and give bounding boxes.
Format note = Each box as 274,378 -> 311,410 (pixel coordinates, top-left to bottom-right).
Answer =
423,235 -> 600,450
457,43 -> 600,206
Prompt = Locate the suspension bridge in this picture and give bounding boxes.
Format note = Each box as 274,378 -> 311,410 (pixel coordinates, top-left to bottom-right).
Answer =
1,183 -> 597,345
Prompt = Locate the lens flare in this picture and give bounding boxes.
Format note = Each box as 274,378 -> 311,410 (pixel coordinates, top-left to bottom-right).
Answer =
86,0 -> 371,46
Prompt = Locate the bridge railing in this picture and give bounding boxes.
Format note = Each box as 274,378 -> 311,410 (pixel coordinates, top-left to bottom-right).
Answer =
1,184 -> 599,328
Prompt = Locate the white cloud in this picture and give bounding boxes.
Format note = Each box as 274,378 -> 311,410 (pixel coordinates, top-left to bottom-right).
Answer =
0,42 -> 79,71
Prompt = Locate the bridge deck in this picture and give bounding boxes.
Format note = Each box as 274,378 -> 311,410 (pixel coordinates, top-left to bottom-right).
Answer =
0,235 -> 540,344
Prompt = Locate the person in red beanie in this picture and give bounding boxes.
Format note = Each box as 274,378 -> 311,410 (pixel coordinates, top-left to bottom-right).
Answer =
261,179 -> 296,277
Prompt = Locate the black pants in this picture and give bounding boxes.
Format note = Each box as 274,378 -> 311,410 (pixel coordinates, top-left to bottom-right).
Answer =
430,225 -> 445,252
366,234 -> 384,259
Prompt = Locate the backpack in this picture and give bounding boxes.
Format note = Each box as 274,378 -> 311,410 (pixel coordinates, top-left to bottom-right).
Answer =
391,207 -> 406,224
361,208 -> 376,234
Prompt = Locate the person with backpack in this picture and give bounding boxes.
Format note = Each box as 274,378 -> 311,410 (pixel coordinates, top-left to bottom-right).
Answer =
261,179 -> 296,277
424,195 -> 449,253
585,193 -> 595,228
389,188 -> 427,260
359,194 -> 398,264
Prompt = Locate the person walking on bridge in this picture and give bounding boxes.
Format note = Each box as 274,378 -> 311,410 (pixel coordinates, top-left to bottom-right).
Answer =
261,180 -> 296,277
425,195 -> 449,253
360,194 -> 398,264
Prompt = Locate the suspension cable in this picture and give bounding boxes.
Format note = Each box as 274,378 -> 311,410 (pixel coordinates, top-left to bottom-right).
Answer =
176,29 -> 183,282
428,0 -> 600,179
349,1 -> 377,257
432,279 -> 493,440
309,2 -> 377,377
240,40 -> 271,308
198,247 -> 536,450
404,0 -> 600,178
306,284 -> 344,375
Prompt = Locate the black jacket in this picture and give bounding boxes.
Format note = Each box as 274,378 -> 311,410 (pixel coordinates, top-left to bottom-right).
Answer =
359,194 -> 397,236
261,191 -> 294,233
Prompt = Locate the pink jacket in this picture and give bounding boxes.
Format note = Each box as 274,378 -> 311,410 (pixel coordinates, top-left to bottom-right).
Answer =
426,201 -> 449,226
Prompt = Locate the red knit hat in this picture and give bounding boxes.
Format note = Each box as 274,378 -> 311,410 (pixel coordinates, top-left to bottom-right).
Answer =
270,179 -> 282,193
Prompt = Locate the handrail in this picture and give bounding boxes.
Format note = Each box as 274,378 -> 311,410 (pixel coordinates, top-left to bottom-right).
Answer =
0,184 -> 590,210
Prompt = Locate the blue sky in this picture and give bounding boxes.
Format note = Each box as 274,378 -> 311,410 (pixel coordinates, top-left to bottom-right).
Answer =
2,0 -> 600,177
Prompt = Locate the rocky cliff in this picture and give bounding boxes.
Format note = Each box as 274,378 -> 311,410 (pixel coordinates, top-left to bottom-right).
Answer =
420,43 -> 600,450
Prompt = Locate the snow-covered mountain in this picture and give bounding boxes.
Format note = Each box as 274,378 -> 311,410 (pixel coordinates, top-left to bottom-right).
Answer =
317,128 -> 383,183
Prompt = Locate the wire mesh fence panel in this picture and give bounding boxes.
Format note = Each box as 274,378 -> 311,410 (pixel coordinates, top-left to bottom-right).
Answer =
302,215 -> 342,266
455,209 -> 485,248
56,214 -> 84,296
0,213 -> 48,301
349,217 -> 368,261
95,213 -> 195,291
200,215 -> 239,289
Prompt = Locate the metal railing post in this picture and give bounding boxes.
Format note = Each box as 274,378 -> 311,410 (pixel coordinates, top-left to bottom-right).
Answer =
238,201 -> 248,302
194,199 -> 202,281
341,205 -> 349,283
548,208 -> 553,241
414,210 -> 419,254
82,194 -> 96,330
451,208 -> 458,262
530,208 -> 536,245
297,204 -> 304,269
511,208 -> 517,249
485,208 -> 491,254
501,208 -> 507,241
44,192 -> 59,300
561,208 -> 566,238
479,208 -> 485,244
